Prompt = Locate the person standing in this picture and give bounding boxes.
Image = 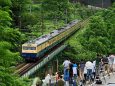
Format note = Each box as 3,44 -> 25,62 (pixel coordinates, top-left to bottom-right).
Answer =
73,62 -> 77,78
95,54 -> 102,76
63,59 -> 71,85
85,61 -> 93,81
92,60 -> 96,79
63,59 -> 71,74
79,60 -> 85,81
69,63 -> 73,85
72,61 -> 78,86
101,55 -> 109,75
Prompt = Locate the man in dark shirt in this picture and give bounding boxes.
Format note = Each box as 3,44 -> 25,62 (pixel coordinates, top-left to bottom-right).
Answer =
96,54 -> 102,76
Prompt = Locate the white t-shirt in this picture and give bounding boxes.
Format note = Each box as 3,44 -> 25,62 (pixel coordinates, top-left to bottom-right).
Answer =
73,67 -> 77,74
85,61 -> 93,70
63,60 -> 71,68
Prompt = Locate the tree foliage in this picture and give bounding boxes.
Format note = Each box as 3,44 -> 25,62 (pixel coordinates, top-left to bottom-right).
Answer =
11,0 -> 32,28
42,0 -> 70,19
0,66 -> 29,86
0,10 -> 12,28
62,4 -> 115,61
0,0 -> 29,85
0,42 -> 19,67
81,16 -> 110,54
0,0 -> 12,7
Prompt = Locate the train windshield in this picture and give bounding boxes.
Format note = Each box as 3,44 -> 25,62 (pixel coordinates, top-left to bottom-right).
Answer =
23,46 -> 36,50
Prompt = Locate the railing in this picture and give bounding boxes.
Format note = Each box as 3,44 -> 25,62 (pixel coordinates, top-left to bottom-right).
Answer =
21,44 -> 67,78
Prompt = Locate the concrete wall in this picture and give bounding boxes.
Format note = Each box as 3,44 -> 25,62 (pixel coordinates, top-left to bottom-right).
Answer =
70,0 -> 113,8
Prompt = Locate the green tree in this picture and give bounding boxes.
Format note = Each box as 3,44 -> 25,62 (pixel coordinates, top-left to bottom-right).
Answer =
102,5 -> 115,53
0,0 -> 12,7
0,42 -> 20,67
0,1 -> 29,85
0,66 -> 29,86
11,0 -> 31,28
0,28 -> 25,51
81,16 -> 110,54
0,10 -> 12,28
42,0 -> 74,22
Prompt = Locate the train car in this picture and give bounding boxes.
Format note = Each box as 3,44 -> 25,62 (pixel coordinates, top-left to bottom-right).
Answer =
22,20 -> 81,61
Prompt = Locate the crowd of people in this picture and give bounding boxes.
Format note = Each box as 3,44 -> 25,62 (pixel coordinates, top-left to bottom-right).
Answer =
62,54 -> 115,86
42,54 -> 115,86
63,59 -> 95,86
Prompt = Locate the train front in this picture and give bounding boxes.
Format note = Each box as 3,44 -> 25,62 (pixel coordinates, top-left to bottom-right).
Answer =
22,43 -> 37,61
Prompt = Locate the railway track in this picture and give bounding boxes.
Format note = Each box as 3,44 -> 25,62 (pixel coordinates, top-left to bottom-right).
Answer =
15,63 -> 32,74
16,63 -> 26,70
15,42 -> 63,76
15,18 -> 90,77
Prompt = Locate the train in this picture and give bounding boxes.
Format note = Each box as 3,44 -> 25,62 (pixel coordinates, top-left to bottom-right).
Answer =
22,19 -> 81,61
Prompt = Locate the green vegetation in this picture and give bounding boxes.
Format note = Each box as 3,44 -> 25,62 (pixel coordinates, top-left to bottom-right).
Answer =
0,0 -> 29,86
63,4 -> 115,62
0,0 -> 96,85
11,0 -> 95,37
0,0 -> 114,85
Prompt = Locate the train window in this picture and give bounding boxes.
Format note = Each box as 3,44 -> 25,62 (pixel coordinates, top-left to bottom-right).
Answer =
23,47 -> 36,50
30,47 -> 36,50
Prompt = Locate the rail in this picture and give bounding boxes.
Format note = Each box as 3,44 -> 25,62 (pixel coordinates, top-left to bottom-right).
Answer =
21,44 -> 67,78
16,18 -> 90,78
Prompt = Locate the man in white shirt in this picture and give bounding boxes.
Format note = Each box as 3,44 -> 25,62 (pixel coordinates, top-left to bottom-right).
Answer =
63,59 -> 71,83
63,59 -> 71,74
85,61 -> 93,69
85,61 -> 93,81
63,59 -> 71,69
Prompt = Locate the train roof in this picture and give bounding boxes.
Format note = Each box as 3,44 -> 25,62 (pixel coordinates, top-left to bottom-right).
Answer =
24,20 -> 80,46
